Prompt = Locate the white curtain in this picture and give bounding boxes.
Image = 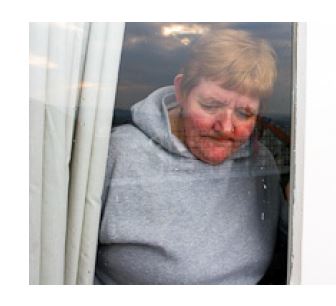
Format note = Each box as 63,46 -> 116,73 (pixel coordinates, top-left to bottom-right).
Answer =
29,22 -> 125,284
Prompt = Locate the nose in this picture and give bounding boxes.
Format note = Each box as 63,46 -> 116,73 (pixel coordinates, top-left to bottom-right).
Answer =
213,109 -> 235,134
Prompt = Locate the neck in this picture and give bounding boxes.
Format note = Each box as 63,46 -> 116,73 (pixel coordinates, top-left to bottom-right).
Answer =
168,106 -> 185,144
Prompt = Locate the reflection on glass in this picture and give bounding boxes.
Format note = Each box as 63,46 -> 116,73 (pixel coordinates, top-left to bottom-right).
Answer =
95,23 -> 292,285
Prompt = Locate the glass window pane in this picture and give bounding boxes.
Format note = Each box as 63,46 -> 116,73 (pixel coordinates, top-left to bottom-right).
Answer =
96,22 -> 293,285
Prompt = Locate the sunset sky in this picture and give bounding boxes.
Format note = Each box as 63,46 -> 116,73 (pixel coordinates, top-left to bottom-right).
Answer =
114,22 -> 293,124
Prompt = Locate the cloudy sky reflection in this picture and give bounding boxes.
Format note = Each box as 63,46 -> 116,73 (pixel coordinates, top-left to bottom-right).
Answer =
114,22 -> 293,125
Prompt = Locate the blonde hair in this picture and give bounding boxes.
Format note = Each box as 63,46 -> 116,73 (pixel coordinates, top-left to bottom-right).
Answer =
180,29 -> 277,99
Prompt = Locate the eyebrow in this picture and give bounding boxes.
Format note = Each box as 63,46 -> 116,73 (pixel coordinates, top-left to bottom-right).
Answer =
198,97 -> 228,105
197,95 -> 259,112
199,98 -> 257,110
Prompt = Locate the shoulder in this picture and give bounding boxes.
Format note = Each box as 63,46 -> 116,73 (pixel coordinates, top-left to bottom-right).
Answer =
109,124 -> 149,153
106,124 -> 154,172
254,140 -> 276,161
252,140 -> 280,176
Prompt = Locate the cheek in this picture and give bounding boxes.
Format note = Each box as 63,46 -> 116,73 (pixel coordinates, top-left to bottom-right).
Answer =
185,111 -> 214,132
234,121 -> 256,139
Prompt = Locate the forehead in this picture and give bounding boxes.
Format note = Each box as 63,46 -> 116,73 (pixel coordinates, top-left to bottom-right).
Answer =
189,79 -> 260,108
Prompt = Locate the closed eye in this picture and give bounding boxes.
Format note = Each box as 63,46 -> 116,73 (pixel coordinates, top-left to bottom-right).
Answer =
201,104 -> 220,110
199,101 -> 224,111
235,108 -> 256,119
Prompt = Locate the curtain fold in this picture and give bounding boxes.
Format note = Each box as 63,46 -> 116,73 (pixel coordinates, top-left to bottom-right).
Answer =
29,22 -> 49,285
29,22 -> 125,285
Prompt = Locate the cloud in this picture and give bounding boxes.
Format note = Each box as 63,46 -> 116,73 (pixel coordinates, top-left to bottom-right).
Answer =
160,23 -> 209,36
116,22 -> 293,117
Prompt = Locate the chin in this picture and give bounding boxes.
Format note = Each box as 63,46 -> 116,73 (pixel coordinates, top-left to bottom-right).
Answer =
198,151 -> 230,165
204,157 -> 228,165
203,159 -> 225,165
187,142 -> 232,165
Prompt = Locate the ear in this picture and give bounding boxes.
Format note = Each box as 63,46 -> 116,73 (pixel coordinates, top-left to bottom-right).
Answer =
174,74 -> 185,106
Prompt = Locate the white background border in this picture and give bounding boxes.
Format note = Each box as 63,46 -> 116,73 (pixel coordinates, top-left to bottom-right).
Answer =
1,0 -> 336,305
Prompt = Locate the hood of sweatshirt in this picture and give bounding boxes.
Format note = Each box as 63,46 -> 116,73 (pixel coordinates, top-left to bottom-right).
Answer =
131,86 -> 253,161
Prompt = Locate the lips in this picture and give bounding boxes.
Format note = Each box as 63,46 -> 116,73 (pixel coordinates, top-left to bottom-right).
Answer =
210,137 -> 232,141
205,136 -> 234,146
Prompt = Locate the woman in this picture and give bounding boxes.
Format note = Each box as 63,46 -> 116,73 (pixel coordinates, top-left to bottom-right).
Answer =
95,29 -> 287,284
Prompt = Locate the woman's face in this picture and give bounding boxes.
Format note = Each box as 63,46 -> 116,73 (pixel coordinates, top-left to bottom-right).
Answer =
175,76 -> 260,165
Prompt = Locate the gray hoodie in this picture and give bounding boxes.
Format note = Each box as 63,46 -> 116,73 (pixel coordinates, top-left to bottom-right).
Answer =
95,86 -> 285,285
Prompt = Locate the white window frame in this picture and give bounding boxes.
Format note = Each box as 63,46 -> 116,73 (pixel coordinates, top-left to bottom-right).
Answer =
287,22 -> 305,284
288,22 -> 336,284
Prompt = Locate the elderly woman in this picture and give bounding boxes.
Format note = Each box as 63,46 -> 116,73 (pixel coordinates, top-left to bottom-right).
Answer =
95,29 -> 288,285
